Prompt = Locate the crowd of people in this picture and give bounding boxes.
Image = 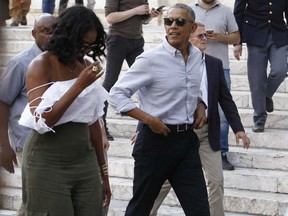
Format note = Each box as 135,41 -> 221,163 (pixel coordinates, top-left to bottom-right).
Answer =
0,0 -> 97,26
0,0 -> 287,215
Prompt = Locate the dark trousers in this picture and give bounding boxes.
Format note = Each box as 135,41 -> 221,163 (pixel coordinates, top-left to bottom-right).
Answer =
58,0 -> 83,14
102,35 -> 144,128
0,0 -> 10,21
125,124 -> 210,216
102,34 -> 144,92
247,32 -> 288,125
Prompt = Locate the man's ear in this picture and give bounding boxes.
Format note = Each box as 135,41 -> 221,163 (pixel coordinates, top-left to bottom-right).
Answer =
32,29 -> 36,39
190,22 -> 198,34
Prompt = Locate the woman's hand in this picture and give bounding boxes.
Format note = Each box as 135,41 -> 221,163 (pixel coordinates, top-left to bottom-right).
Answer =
75,61 -> 104,91
102,176 -> 111,208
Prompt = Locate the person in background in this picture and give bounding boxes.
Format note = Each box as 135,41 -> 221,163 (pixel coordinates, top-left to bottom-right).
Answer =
109,3 -> 210,215
233,0 -> 288,133
102,0 -> 161,141
191,0 -> 241,170
0,0 -> 10,26
9,0 -> 31,26
87,0 -> 95,10
58,0 -> 83,14
149,22 -> 250,216
0,14 -> 58,216
18,6 -> 111,215
42,0 -> 56,14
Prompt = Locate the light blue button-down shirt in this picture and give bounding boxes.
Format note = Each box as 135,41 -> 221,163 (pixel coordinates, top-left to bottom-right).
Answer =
0,43 -> 42,151
108,37 -> 202,125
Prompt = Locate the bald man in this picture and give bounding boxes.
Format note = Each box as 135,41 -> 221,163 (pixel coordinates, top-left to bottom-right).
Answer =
0,14 -> 58,216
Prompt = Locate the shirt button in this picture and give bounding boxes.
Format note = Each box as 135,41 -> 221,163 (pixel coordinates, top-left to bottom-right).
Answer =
268,20 -> 271,23
246,20 -> 248,23
269,11 -> 272,14
269,2 -> 272,5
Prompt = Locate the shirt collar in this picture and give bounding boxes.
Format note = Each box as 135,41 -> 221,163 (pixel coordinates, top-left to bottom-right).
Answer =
195,0 -> 220,9
32,42 -> 43,56
163,36 -> 196,57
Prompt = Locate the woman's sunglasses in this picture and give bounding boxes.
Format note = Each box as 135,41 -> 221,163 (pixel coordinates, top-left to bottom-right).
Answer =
163,18 -> 194,27
80,43 -> 98,51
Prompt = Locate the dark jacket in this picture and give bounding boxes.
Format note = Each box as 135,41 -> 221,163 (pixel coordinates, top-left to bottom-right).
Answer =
233,0 -> 288,47
205,54 -> 244,151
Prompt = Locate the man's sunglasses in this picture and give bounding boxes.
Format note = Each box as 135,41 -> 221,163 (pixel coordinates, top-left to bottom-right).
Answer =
163,18 -> 194,26
194,33 -> 207,40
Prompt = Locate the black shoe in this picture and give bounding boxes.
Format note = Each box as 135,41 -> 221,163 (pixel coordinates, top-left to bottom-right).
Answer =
105,129 -> 114,141
10,21 -> 19,26
221,153 -> 235,170
20,16 -> 27,25
266,97 -> 274,113
252,124 -> 264,133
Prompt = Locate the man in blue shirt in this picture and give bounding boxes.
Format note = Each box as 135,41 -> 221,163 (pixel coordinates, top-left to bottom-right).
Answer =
109,3 -> 210,215
0,13 -> 58,174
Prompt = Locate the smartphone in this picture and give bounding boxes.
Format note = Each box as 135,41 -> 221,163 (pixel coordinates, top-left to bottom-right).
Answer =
156,5 -> 165,12
206,29 -> 214,34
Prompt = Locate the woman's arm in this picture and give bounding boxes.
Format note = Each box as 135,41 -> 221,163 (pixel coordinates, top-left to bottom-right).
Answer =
89,120 -> 111,207
26,55 -> 103,127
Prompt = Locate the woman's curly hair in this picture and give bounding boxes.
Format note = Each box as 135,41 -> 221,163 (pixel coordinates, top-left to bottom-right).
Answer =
46,5 -> 107,65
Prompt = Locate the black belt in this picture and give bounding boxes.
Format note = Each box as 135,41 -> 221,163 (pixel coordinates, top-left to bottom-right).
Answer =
166,124 -> 194,133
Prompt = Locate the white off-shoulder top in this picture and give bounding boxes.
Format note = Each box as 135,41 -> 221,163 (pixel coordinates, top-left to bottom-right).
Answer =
19,78 -> 108,134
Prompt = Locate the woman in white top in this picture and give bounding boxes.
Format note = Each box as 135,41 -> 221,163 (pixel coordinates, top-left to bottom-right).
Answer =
20,6 -> 111,215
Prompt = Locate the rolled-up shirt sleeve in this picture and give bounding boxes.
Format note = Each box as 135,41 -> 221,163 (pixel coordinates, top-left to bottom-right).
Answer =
105,0 -> 119,16
108,56 -> 153,115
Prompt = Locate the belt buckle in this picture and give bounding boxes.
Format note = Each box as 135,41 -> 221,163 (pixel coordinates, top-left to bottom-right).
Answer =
177,124 -> 187,132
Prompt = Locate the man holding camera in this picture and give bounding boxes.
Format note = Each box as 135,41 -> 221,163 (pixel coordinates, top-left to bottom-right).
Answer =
102,0 -> 161,141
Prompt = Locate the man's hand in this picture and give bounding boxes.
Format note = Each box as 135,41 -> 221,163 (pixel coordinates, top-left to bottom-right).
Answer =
131,131 -> 139,145
147,116 -> 170,136
235,131 -> 250,149
134,4 -> 150,15
0,145 -> 17,173
194,103 -> 207,129
233,44 -> 242,60
150,8 -> 161,18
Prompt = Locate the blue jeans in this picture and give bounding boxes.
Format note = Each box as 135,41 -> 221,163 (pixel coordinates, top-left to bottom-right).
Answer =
42,0 -> 55,14
219,69 -> 231,153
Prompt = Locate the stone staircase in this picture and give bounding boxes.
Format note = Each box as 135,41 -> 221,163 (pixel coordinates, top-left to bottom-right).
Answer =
1,1 -> 288,216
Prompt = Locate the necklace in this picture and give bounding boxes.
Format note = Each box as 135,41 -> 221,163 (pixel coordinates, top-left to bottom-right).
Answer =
66,64 -> 78,74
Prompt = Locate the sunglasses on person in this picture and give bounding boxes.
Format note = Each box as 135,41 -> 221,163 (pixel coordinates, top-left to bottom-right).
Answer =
80,43 -> 98,51
163,18 -> 194,26
194,33 -> 207,40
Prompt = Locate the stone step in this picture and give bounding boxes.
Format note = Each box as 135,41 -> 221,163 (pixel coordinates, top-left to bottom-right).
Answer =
0,209 -> 16,216
108,199 -> 256,216
105,109 -> 288,139
231,91 -> 288,111
107,156 -> 288,194
106,137 -> 288,170
0,188 -> 21,211
2,181 -> 287,215
228,146 -> 288,171
107,126 -> 288,156
0,194 -> 258,216
109,177 -> 288,215
228,128 -> 288,150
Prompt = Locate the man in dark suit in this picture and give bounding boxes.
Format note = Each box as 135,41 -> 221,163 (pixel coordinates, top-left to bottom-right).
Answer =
149,22 -> 250,216
233,0 -> 288,132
